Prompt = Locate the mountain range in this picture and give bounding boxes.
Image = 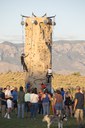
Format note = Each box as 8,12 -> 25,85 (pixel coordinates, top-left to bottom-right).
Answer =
0,40 -> 85,75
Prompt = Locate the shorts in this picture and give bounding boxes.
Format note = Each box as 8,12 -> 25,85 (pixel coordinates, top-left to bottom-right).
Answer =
74,109 -> 83,121
7,99 -> 12,108
55,103 -> 62,110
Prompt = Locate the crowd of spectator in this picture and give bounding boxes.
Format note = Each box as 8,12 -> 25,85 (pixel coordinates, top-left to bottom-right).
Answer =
0,84 -> 85,128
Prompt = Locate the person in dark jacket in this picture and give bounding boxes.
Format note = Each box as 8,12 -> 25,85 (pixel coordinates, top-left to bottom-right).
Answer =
74,86 -> 84,128
0,88 -> 6,117
21,53 -> 28,72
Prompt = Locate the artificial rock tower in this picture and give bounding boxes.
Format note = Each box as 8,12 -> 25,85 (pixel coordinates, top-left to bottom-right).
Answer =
23,14 -> 56,88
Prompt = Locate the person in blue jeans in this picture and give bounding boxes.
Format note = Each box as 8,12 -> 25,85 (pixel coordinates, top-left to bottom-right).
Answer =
30,88 -> 39,119
54,89 -> 63,115
41,89 -> 51,115
12,87 -> 18,115
17,86 -> 25,118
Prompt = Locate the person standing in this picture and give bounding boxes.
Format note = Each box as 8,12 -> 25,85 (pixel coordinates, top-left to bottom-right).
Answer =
17,86 -> 25,118
74,86 -> 84,128
38,90 -> 43,114
12,87 -> 18,115
30,88 -> 39,119
64,91 -> 73,117
54,89 -> 63,115
4,85 -> 13,119
25,82 -> 31,91
41,89 -> 51,115
0,88 -> 6,118
24,89 -> 31,118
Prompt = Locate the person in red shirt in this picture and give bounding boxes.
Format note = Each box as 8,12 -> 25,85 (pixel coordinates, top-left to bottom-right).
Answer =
41,83 -> 46,90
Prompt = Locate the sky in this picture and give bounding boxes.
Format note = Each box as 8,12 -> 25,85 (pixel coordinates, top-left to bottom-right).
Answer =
0,0 -> 85,43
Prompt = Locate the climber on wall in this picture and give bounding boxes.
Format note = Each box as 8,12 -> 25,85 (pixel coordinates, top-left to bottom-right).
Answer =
46,67 -> 53,83
21,53 -> 28,72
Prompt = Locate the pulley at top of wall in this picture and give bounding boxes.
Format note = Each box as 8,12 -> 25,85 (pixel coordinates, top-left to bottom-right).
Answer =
21,16 -> 25,26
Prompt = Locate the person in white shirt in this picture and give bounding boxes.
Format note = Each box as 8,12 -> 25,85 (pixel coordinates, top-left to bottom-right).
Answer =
46,67 -> 53,83
30,88 -> 39,119
47,68 -> 52,75
24,89 -> 31,117
4,85 -> 13,119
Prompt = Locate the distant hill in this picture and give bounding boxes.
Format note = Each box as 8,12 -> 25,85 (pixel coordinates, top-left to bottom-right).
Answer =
0,40 -> 85,75
0,41 -> 23,72
52,40 -> 85,75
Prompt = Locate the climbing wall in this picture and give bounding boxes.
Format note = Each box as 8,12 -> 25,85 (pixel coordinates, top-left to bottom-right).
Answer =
24,16 -> 54,88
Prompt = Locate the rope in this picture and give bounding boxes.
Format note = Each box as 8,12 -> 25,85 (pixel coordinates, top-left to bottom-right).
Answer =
21,16 -> 25,53
29,18 -> 34,77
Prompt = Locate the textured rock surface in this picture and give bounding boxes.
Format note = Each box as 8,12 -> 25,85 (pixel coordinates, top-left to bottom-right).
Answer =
24,17 -> 53,86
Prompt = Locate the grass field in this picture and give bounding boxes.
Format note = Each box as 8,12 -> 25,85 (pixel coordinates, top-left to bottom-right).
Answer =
0,72 -> 85,127
0,113 -> 85,128
0,72 -> 85,90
